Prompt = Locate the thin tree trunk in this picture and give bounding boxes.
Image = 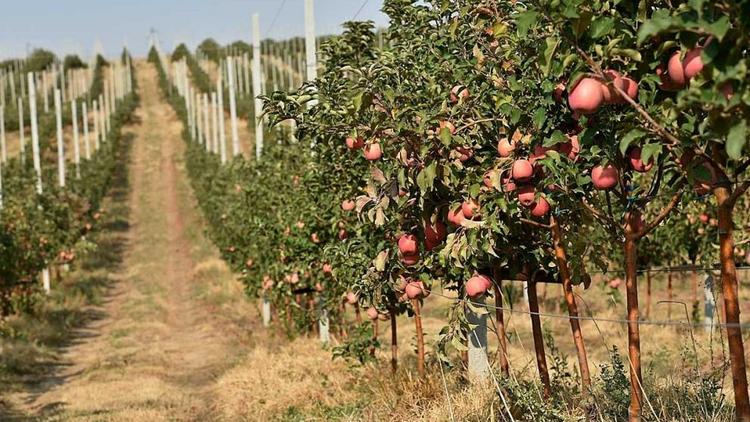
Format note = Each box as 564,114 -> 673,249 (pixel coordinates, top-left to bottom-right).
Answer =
413,299 -> 425,377
527,280 -> 551,398
624,217 -> 643,422
551,216 -> 591,390
715,186 -> 750,421
691,266 -> 698,309
370,318 -> 378,357
354,303 -> 362,325
492,269 -> 509,376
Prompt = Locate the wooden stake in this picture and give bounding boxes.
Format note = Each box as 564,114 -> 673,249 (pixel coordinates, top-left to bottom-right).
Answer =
390,308 -> 398,373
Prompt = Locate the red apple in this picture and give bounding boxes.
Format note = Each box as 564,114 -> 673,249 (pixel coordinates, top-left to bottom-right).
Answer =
502,173 -> 516,192
591,165 -> 619,190
456,146 -> 473,162
517,184 -> 536,207
338,229 -> 348,240
311,233 -> 320,243
628,147 -> 654,173
462,199 -> 480,219
398,234 -> 419,255
439,120 -> 456,135
450,85 -> 470,103
447,206 -> 465,226
568,77 -> 605,114
366,307 -> 379,320
667,51 -> 687,87
424,219 -> 447,250
699,213 -> 709,224
401,252 -> 420,266
530,197 -> 551,217
345,291 -> 358,305
346,136 -> 364,149
497,138 -> 515,157
322,263 -> 333,274
363,143 -> 382,161
683,47 -> 704,79
529,145 -> 549,165
341,200 -> 355,211
466,275 -> 492,298
512,159 -> 534,182
405,280 -> 425,299
558,134 -> 580,160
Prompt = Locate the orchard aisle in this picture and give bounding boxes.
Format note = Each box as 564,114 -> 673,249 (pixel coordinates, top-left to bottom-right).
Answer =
13,62 -> 260,421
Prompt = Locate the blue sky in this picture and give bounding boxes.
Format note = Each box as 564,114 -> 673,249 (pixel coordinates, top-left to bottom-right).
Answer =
0,0 -> 388,59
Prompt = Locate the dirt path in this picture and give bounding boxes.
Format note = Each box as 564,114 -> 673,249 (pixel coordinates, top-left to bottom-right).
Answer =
10,61 -> 257,421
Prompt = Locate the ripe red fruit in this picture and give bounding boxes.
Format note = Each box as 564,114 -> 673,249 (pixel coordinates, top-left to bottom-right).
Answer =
346,136 -> 364,149
601,70 -> 627,104
497,138 -> 515,157
699,213 -> 709,224
466,275 -> 492,298
462,199 -> 480,219
591,165 -> 619,190
405,280 -> 425,299
456,146 -> 473,162
424,219 -> 447,249
720,83 -> 734,100
363,143 -> 382,161
341,200 -> 355,211
568,77 -> 605,114
502,173 -> 517,192
345,291 -> 358,305
667,51 -> 687,87
447,206 -> 465,226
322,263 -> 333,274
398,234 -> 419,255
450,85 -> 470,103
366,307 -> 379,320
401,252 -> 420,266
530,198 -> 551,217
517,185 -> 536,207
628,147 -> 654,173
683,47 -> 704,79
311,233 -> 320,243
512,159 -> 534,182
338,229 -> 348,240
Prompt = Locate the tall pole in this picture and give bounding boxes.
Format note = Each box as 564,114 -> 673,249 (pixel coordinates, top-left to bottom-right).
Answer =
252,14 -> 264,160
27,73 -> 42,194
217,75 -> 227,164
304,0 -> 318,107
226,57 -> 240,157
71,100 -> 80,179
17,97 -> 25,165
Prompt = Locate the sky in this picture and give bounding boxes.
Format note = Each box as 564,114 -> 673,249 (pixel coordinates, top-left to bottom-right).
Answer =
0,0 -> 388,60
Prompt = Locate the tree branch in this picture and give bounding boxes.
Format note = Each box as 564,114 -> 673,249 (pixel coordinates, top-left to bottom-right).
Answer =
638,189 -> 683,239
520,218 -> 552,229
729,180 -> 750,206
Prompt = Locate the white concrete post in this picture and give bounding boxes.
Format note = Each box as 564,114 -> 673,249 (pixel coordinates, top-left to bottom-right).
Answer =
54,89 -> 65,187
82,101 -> 91,159
0,105 -> 6,163
17,97 -> 25,165
203,93 -> 210,152
71,100 -> 80,179
27,73 -> 43,194
93,100 -> 100,151
467,296 -> 490,380
252,14 -> 264,160
704,273 -> 716,333
304,0 -> 318,107
217,76 -> 227,164
226,57 -> 240,157
211,92 -> 219,154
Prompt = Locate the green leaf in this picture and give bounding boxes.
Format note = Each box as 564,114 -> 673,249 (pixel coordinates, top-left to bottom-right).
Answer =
589,17 -> 615,39
707,16 -> 730,41
641,143 -> 662,165
417,162 -> 438,192
539,37 -> 559,77
726,120 -> 747,160
573,12 -> 593,38
533,107 -> 547,130
516,11 -> 539,38
439,127 -> 452,146
619,128 -> 647,155
637,9 -> 674,44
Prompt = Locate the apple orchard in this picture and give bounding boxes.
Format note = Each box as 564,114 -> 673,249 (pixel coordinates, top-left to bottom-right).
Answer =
154,1 -> 750,421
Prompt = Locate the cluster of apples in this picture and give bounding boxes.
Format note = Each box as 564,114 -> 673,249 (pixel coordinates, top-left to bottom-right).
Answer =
567,70 -> 639,115
447,198 -> 481,225
658,47 -> 704,91
396,276 -> 430,301
495,135 -> 579,217
346,136 -> 383,161
365,306 -> 390,321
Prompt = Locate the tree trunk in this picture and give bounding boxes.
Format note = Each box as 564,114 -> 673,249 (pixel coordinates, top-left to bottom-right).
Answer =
715,186 -> 750,421
412,299 -> 425,377
354,303 -> 362,325
527,280 -> 551,397
692,266 -> 699,313
624,213 -> 643,422
371,318 -> 378,357
550,216 -> 591,390
491,270 -> 509,376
